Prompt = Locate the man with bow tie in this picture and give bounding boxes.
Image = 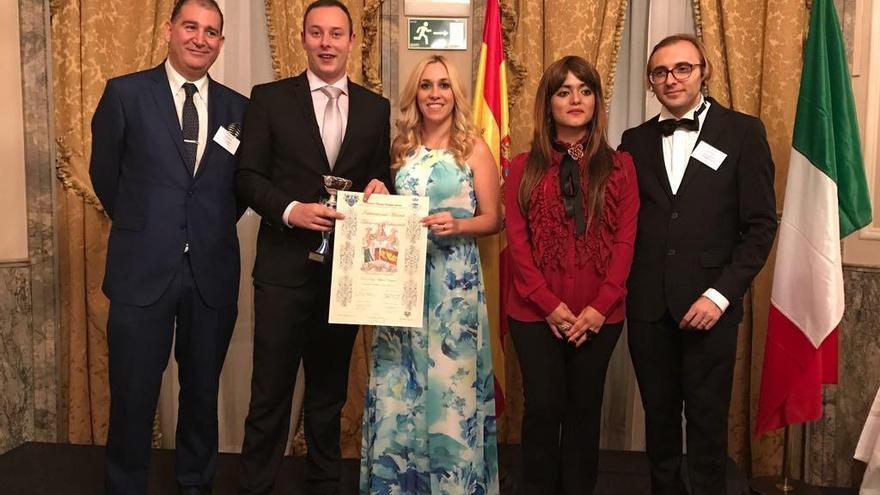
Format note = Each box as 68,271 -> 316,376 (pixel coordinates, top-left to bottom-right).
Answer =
89,1 -> 247,493
619,34 -> 777,495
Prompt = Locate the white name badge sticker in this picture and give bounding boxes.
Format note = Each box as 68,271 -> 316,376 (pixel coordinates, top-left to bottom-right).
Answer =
213,127 -> 240,155
691,141 -> 727,171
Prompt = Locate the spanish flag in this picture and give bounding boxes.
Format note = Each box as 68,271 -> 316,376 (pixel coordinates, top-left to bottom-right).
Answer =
472,0 -> 510,415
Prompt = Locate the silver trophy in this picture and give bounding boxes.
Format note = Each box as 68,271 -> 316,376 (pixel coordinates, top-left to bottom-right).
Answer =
309,175 -> 353,263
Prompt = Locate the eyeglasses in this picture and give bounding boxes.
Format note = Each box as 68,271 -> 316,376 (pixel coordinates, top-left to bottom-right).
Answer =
648,62 -> 704,85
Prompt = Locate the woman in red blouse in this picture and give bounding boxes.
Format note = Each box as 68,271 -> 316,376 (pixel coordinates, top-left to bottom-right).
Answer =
504,55 -> 639,494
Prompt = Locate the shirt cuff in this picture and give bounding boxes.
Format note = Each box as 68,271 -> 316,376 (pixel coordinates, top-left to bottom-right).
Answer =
702,288 -> 730,313
529,287 -> 561,318
282,201 -> 299,228
589,293 -> 613,320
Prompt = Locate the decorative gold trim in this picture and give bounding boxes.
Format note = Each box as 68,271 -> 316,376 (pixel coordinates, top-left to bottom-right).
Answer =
499,0 -> 527,109
55,137 -> 106,214
292,408 -> 308,454
692,0 -> 704,38
603,0 -> 629,106
265,0 -> 284,81
691,0 -> 718,100
48,0 -> 64,17
151,409 -> 162,448
361,0 -> 384,93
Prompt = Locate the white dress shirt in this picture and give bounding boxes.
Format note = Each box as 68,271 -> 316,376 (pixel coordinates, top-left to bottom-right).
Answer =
283,71 -> 350,227
658,96 -> 729,313
165,60 -> 209,174
659,96 -> 709,195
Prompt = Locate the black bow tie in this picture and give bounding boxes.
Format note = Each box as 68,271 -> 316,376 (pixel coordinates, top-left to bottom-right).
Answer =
660,117 -> 698,136
659,102 -> 707,136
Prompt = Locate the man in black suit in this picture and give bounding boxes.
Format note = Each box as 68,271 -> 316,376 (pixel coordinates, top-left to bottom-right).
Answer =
234,1 -> 390,493
619,34 -> 777,495
89,1 -> 247,493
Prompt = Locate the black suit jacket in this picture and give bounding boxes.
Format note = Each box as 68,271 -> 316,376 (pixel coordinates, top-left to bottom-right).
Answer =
619,97 -> 777,322
236,72 -> 391,287
90,63 -> 248,308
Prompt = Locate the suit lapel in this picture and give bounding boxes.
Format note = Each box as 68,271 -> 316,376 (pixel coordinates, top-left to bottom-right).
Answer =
676,100 -> 727,197
194,77 -> 223,182
646,118 -> 674,201
148,65 -> 190,176
292,73 -> 331,171
334,79 -> 358,172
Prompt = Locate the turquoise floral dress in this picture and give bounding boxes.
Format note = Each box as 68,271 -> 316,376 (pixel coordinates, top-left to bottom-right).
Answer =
359,146 -> 500,495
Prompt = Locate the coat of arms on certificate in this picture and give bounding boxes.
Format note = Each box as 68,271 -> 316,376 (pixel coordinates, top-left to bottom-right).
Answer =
328,191 -> 430,327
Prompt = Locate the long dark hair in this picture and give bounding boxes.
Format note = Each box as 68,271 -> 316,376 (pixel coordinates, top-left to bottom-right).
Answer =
518,56 -> 614,231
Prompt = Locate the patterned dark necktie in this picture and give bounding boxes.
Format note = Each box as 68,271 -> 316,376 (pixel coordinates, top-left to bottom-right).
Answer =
182,82 -> 199,176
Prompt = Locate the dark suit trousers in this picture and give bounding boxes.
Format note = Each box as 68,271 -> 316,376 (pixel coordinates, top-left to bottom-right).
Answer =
509,317 -> 624,495
628,311 -> 739,495
105,256 -> 236,495
238,272 -> 358,495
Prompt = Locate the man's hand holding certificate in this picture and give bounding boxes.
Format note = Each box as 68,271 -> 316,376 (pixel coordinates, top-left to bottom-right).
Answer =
328,191 -> 429,327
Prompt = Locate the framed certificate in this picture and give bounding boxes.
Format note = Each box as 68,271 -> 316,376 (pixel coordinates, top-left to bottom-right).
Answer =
328,191 -> 430,327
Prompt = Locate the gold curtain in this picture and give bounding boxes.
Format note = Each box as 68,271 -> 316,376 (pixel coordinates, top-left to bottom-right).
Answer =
693,0 -> 808,476
51,0 -> 173,443
497,0 -> 629,442
265,0 -> 383,92
264,0 -> 384,458
504,0 -> 628,158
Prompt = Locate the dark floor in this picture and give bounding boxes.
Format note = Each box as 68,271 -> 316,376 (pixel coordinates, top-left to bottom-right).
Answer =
0,442 -> 857,494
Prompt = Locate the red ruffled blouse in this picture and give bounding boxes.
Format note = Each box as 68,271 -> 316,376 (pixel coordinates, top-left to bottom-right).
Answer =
503,148 -> 639,323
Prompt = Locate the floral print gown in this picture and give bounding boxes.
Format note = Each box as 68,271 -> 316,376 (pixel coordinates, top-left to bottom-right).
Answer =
359,146 -> 500,495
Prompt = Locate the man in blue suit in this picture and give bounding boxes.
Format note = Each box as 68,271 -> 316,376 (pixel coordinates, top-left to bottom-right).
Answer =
89,1 -> 247,493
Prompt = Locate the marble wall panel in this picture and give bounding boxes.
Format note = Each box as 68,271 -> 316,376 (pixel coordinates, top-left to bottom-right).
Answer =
807,266 -> 880,487
0,0 -> 59,454
0,267 -> 34,453
20,0 -> 58,444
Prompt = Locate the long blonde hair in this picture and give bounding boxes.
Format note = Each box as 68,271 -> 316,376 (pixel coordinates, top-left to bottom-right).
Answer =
391,55 -> 478,168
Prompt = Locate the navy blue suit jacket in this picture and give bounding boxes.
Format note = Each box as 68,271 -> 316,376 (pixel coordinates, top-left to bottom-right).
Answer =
90,63 -> 248,309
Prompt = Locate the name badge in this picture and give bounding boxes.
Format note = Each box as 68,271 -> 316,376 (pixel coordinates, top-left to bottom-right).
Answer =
213,127 -> 240,155
691,141 -> 727,171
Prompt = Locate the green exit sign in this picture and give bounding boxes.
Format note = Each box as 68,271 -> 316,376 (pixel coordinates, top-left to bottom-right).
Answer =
407,18 -> 468,50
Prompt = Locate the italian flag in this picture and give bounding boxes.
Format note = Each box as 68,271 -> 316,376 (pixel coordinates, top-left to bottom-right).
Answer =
755,0 -> 873,435
472,0 -> 510,415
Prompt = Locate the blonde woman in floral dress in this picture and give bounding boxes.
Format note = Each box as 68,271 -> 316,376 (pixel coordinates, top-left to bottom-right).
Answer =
359,55 -> 502,495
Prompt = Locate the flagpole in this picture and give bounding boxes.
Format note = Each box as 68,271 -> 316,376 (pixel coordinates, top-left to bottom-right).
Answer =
778,425 -> 794,492
751,424 -> 821,494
